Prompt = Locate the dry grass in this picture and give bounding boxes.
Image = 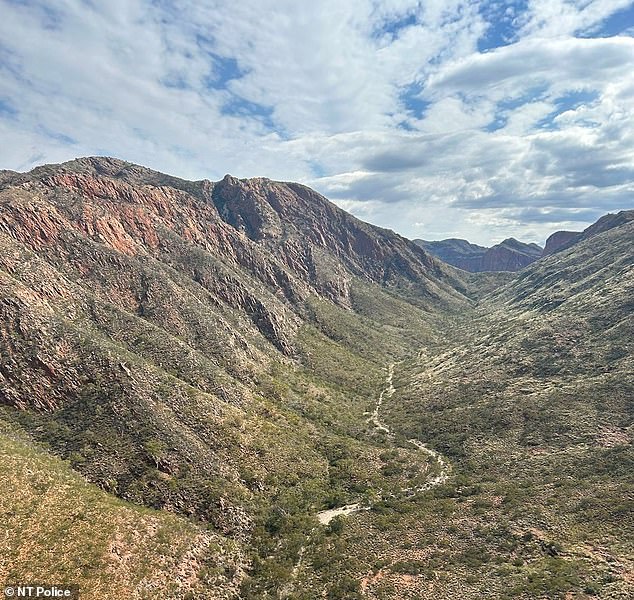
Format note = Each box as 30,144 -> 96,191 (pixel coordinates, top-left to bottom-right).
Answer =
0,422 -> 243,600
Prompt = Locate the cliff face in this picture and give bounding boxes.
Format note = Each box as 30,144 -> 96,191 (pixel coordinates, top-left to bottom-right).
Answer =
542,230 -> 581,255
208,174 -> 464,304
415,237 -> 542,272
542,210 -> 634,257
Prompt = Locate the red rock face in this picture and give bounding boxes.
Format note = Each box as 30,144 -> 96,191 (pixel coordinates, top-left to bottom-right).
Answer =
0,196 -> 66,248
1,160 -> 449,307
543,211 -> 634,257
209,175 -> 441,288
542,231 -> 581,256
0,156 -> 465,414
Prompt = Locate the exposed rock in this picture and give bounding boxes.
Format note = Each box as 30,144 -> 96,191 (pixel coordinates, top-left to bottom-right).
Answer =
542,210 -> 634,256
542,230 -> 581,255
0,155 -> 467,429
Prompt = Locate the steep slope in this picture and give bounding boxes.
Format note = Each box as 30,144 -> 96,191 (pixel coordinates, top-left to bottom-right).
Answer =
0,157 -> 470,598
579,209 -> 634,242
415,237 -> 542,272
370,216 -> 633,599
0,156 -> 467,418
3,157 -> 464,312
0,413 -> 243,599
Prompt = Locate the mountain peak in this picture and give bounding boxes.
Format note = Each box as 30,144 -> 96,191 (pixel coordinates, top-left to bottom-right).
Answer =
543,209 -> 634,256
415,236 -> 542,272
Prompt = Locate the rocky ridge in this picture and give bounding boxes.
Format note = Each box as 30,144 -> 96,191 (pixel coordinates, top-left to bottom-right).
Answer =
543,209 -> 634,256
415,237 -> 542,272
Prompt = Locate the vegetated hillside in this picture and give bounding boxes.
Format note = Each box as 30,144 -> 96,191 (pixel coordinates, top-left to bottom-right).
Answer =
0,414 -> 242,599
1,156 -> 631,599
415,237 -> 542,272
0,157 -> 470,598
372,216 -> 633,599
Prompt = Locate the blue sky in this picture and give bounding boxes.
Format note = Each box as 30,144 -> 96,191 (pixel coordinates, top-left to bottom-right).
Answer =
1,0 -> 633,244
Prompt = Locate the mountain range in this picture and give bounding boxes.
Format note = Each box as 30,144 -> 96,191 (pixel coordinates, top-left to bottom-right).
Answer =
414,237 -> 543,272
0,157 -> 632,600
419,208 -> 634,274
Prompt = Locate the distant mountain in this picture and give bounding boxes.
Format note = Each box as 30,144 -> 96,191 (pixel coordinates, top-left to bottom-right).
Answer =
412,238 -> 486,272
543,210 -> 634,256
542,230 -> 581,255
414,237 -> 542,272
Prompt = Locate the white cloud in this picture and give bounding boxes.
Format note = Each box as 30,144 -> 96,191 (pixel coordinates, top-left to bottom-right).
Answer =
0,0 -> 633,245
518,0 -> 634,38
426,36 -> 634,100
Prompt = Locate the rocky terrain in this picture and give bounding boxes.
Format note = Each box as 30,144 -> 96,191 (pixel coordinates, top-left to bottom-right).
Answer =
415,237 -> 542,272
1,157 -> 632,599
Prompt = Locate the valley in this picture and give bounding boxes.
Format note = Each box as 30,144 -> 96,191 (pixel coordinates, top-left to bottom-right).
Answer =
0,157 -> 632,599
317,360 -> 451,525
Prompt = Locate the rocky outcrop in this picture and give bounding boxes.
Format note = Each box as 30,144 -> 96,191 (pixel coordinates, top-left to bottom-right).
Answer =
209,175 -> 451,297
542,210 -> 634,257
542,231 -> 581,256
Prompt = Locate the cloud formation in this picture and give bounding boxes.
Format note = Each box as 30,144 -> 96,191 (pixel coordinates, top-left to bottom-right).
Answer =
0,0 -> 633,244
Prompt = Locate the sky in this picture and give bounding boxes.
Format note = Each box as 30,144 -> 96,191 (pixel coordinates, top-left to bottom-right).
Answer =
1,1 -> 633,245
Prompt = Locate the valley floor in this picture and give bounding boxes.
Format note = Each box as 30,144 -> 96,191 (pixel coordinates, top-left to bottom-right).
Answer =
316,361 -> 451,525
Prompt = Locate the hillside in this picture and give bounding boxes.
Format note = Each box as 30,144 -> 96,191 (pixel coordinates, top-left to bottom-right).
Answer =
0,414 -> 243,599
415,237 -> 542,272
0,157 -> 632,599
0,157 -> 470,598
376,216 -> 633,598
